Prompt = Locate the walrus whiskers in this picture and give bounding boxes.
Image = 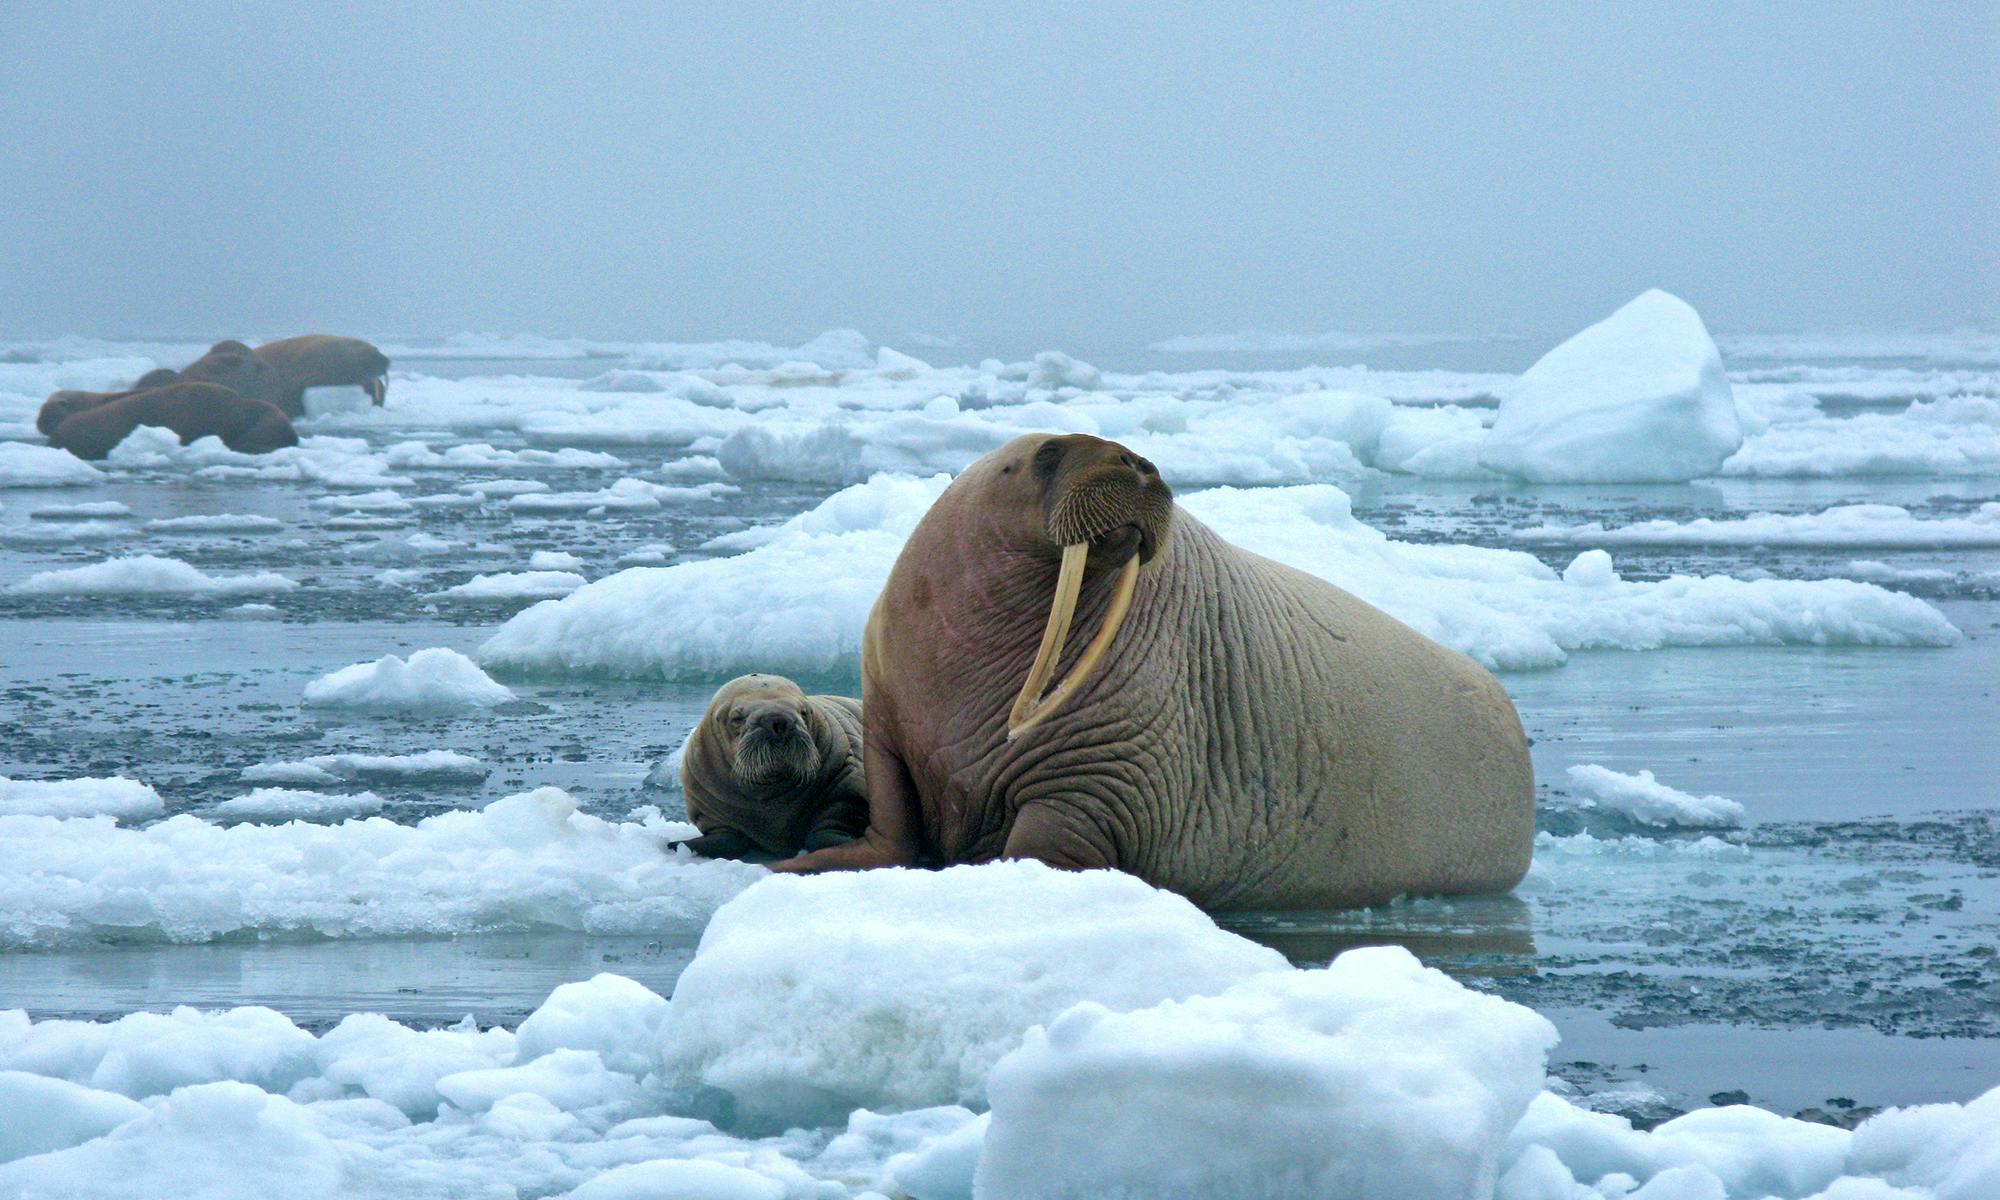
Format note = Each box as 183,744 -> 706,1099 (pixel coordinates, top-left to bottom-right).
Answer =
1007,550 -> 1139,739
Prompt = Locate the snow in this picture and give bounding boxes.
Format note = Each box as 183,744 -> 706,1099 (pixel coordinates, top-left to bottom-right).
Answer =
485,474 -> 1959,680
977,946 -> 1558,1200
1563,766 -> 1747,829
514,974 -> 670,1078
1520,503 -> 2000,549
1721,397 -> 2000,477
0,1072 -> 147,1164
656,861 -> 1289,1131
8,554 -> 297,597
0,441 -> 103,487
240,751 -> 490,786
428,569 -> 587,600
0,788 -> 762,949
567,1158 -> 788,1200
1480,290 -> 1743,483
212,789 -> 387,821
301,647 -> 515,712
529,549 -> 585,570
0,775 -> 163,821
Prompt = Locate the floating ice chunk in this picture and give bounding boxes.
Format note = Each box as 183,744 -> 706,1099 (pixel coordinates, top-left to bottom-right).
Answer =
505,478 -> 736,514
240,751 -> 489,785
428,570 -> 587,601
616,543 -> 674,565
1480,290 -> 1742,482
307,1013 -> 515,1119
302,647 -> 514,712
815,1106 -> 983,1195
0,441 -> 102,487
0,1005 -> 317,1099
0,1071 -> 146,1164
514,974 -> 670,1078
1502,1090 -> 1852,1199
875,346 -> 932,380
436,1047 -> 643,1115
1027,350 -> 1103,391
212,789 -> 386,822
310,488 -> 411,513
1722,396 -> 2000,477
1563,765 -> 1746,829
144,513 -> 285,533
1562,549 -> 1619,587
9,555 -> 296,597
888,1112 -> 988,1200
1520,503 -> 2000,549
529,549 -> 585,570
566,1158 -> 788,1200
1846,1086 -> 2000,1200
0,787 -> 761,949
458,478 -> 550,497
0,775 -> 162,820
578,369 -> 670,393
28,500 -> 131,519
1842,560 -> 1956,586
626,328 -> 876,372
482,474 -> 949,679
0,1081 -> 342,1199
976,946 -> 1557,1200
656,861 -> 1288,1130
381,441 -> 623,470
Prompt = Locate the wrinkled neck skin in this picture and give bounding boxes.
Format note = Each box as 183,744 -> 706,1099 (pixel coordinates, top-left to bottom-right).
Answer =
683,700 -> 860,855
867,476 -> 1191,863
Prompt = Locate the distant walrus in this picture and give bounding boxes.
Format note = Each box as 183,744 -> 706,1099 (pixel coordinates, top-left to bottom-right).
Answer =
176,341 -> 285,407
673,674 -> 868,861
37,389 -> 120,437
253,335 -> 390,416
48,383 -> 299,460
775,432 -> 1534,910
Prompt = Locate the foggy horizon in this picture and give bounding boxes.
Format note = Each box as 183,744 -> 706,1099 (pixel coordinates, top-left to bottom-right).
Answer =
3,2 -> 1994,346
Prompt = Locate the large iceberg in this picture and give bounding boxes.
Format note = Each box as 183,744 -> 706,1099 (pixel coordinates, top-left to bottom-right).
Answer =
1480,290 -> 1744,482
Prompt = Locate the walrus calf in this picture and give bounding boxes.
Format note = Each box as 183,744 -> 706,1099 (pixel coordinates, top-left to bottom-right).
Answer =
776,432 -> 1534,910
48,383 -> 299,460
674,674 -> 868,861
254,335 -> 390,415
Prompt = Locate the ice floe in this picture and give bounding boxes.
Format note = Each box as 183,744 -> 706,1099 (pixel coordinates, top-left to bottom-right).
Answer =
1720,396 -> 2000,477
301,648 -> 515,712
1479,290 -> 1743,483
1519,503 -> 2000,548
8,554 -> 297,598
427,570 -> 588,601
483,473 -> 1961,680
212,789 -> 387,822
240,751 -> 490,786
143,513 -> 287,533
0,442 -> 103,488
0,788 -> 759,949
0,776 -> 163,821
1561,765 -> 1747,829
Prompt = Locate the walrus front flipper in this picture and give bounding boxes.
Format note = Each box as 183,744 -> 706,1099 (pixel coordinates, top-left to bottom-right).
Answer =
801,795 -> 870,852
671,828 -> 770,862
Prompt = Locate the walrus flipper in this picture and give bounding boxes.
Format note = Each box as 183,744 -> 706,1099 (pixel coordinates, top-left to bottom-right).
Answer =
671,828 -> 773,862
800,794 -> 870,852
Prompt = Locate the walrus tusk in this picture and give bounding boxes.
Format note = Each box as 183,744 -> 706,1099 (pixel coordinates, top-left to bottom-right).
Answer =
1007,549 -> 1140,739
366,377 -> 387,406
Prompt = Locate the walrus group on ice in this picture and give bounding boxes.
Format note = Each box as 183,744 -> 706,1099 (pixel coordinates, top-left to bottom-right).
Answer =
679,431 -> 1534,912
37,335 -> 389,460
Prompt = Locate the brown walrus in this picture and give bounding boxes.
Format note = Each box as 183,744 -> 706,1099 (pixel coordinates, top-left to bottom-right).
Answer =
672,674 -> 868,862
37,389 -> 120,437
774,432 -> 1534,910
48,383 -> 299,460
176,341 -> 285,407
253,335 -> 390,416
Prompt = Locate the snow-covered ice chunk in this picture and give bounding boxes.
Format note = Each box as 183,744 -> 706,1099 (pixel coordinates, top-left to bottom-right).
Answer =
28,500 -> 131,519
1845,1085 -> 2000,1200
0,775 -> 163,821
9,554 -> 296,597
0,1005 -> 317,1099
435,1047 -> 644,1115
301,647 -> 514,712
144,513 -> 286,533
504,478 -> 735,514
212,789 -> 386,822
566,1158 -> 788,1200
529,549 -> 585,570
1480,290 -> 1742,482
1520,502 -> 2000,549
976,946 -> 1557,1200
0,1082 -> 342,1199
428,569 -> 587,601
1722,395 -> 2000,477
0,787 -> 762,949
240,750 -> 489,785
310,488 -> 411,513
307,1012 -> 515,1119
0,441 -> 102,487
888,1112 -> 989,1200
656,861 -> 1288,1130
1563,765 -> 1746,829
514,973 -> 669,1078
0,1071 -> 146,1163
481,473 -> 949,679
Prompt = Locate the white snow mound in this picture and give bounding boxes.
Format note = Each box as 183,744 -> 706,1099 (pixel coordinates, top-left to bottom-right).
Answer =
656,861 -> 1289,1131
301,647 -> 514,712
1563,765 -> 1747,829
1480,290 -> 1743,482
977,945 -> 1558,1200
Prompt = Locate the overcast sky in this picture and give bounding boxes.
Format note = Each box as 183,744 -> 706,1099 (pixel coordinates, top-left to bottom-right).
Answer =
1,2 -> 1993,346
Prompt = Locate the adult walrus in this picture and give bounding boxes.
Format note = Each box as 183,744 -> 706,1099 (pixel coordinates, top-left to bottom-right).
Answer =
48,383 -> 299,460
176,340 -> 285,405
775,432 -> 1534,909
253,335 -> 390,416
672,674 -> 868,861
